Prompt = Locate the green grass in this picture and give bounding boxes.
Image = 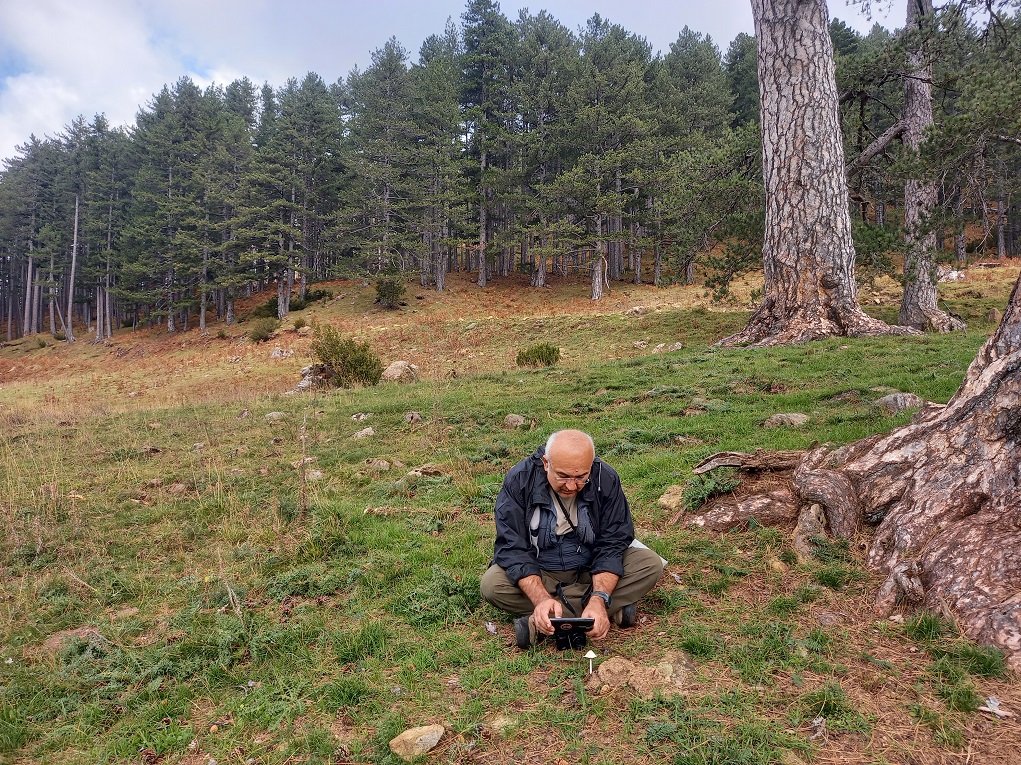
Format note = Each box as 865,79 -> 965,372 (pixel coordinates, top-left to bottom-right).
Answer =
0,308 -> 1014,764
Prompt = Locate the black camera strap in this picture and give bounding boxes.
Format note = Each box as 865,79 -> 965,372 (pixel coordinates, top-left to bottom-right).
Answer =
550,493 -> 593,615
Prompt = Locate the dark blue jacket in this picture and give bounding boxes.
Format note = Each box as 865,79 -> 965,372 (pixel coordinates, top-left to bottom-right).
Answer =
491,446 -> 634,585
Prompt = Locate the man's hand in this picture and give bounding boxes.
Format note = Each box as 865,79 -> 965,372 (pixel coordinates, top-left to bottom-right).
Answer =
581,597 -> 611,640
517,575 -> 562,635
532,597 -> 563,635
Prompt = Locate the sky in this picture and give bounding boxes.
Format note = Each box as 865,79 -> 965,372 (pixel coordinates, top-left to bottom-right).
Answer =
0,0 -> 900,165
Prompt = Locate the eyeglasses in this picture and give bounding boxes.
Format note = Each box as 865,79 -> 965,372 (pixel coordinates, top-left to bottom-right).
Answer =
554,475 -> 589,487
544,459 -> 590,487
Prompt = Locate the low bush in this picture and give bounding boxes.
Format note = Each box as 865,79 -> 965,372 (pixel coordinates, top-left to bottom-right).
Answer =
516,342 -> 561,367
375,276 -> 406,309
248,296 -> 279,319
310,324 -> 383,387
248,317 -> 280,343
293,317 -> 307,331
682,469 -> 740,512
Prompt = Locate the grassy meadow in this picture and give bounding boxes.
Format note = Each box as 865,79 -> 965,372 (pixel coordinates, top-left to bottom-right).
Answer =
2,266 -> 1020,765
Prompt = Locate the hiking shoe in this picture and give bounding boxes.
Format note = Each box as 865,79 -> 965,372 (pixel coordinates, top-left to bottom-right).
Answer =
514,615 -> 536,649
613,603 -> 638,629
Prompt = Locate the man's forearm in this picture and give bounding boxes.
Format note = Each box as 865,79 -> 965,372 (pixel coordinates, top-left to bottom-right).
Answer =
592,572 -> 620,597
517,574 -> 553,607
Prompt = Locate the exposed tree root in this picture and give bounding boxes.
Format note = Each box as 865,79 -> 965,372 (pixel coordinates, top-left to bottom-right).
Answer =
693,271 -> 1021,668
718,303 -> 919,348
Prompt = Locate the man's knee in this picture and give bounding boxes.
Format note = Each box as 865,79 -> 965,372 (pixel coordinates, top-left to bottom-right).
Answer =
480,564 -> 511,605
621,546 -> 665,599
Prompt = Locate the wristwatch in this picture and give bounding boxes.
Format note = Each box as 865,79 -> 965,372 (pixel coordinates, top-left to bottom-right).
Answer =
592,591 -> 612,609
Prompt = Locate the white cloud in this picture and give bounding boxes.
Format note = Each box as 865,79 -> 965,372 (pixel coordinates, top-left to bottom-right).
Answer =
0,0 -> 901,163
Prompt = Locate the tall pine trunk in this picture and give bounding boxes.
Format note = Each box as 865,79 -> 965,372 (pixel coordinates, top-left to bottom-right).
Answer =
477,149 -> 488,288
722,0 -> 913,346
898,0 -> 965,332
65,195 -> 79,343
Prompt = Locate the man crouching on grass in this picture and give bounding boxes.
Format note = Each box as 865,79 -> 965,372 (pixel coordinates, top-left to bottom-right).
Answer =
480,429 -> 664,649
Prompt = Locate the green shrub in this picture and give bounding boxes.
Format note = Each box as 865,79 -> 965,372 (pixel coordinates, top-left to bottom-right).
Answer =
248,317 -> 281,343
310,324 -> 383,387
293,317 -> 307,331
375,276 -> 406,309
516,342 -> 561,368
305,288 -> 333,302
682,469 -> 740,512
248,296 -> 279,319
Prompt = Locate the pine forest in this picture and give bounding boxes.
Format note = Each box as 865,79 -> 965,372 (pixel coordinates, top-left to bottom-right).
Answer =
1,0 -> 1019,341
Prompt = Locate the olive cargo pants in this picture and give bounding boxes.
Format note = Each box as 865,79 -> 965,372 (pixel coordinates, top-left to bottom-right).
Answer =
479,545 -> 664,618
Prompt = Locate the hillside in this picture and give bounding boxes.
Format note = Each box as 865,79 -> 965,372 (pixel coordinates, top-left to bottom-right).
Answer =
2,265 -> 1020,765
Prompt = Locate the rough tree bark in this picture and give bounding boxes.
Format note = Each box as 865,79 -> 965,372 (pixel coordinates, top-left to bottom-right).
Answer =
65,195 -> 79,344
899,0 -> 966,333
695,268 -> 1021,667
721,0 -> 916,347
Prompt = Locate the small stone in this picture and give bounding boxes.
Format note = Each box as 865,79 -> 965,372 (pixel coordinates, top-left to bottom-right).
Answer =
193,443 -> 205,451
351,412 -> 371,421
763,413 -> 809,429
268,347 -> 293,359
767,557 -> 788,573
633,340 -> 648,348
503,413 -> 526,429
352,427 -> 375,439
594,656 -> 637,688
305,470 -> 325,481
388,724 -> 445,761
987,308 -> 1002,324
816,611 -> 842,627
166,483 -> 188,495
780,750 -> 810,765
412,463 -> 444,476
364,458 -> 391,472
657,485 -> 686,514
487,715 -> 515,732
381,360 -> 420,383
875,392 -> 926,414
404,411 -> 423,424
265,412 -> 285,421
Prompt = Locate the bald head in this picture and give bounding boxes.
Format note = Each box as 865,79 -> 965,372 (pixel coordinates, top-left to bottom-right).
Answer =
543,430 -> 595,498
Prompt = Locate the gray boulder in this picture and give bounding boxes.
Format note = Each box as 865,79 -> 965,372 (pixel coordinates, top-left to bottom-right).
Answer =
388,725 -> 445,761
763,413 -> 809,429
503,413 -> 527,429
382,361 -> 420,383
875,392 -> 926,414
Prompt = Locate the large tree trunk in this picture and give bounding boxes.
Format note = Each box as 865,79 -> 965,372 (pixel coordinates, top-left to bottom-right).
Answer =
721,0 -> 915,347
531,229 -> 548,288
477,150 -> 488,288
694,268 -> 1021,667
65,195 -> 79,344
899,0 -> 966,333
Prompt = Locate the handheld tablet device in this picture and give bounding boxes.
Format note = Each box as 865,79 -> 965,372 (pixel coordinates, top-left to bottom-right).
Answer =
550,617 -> 595,631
